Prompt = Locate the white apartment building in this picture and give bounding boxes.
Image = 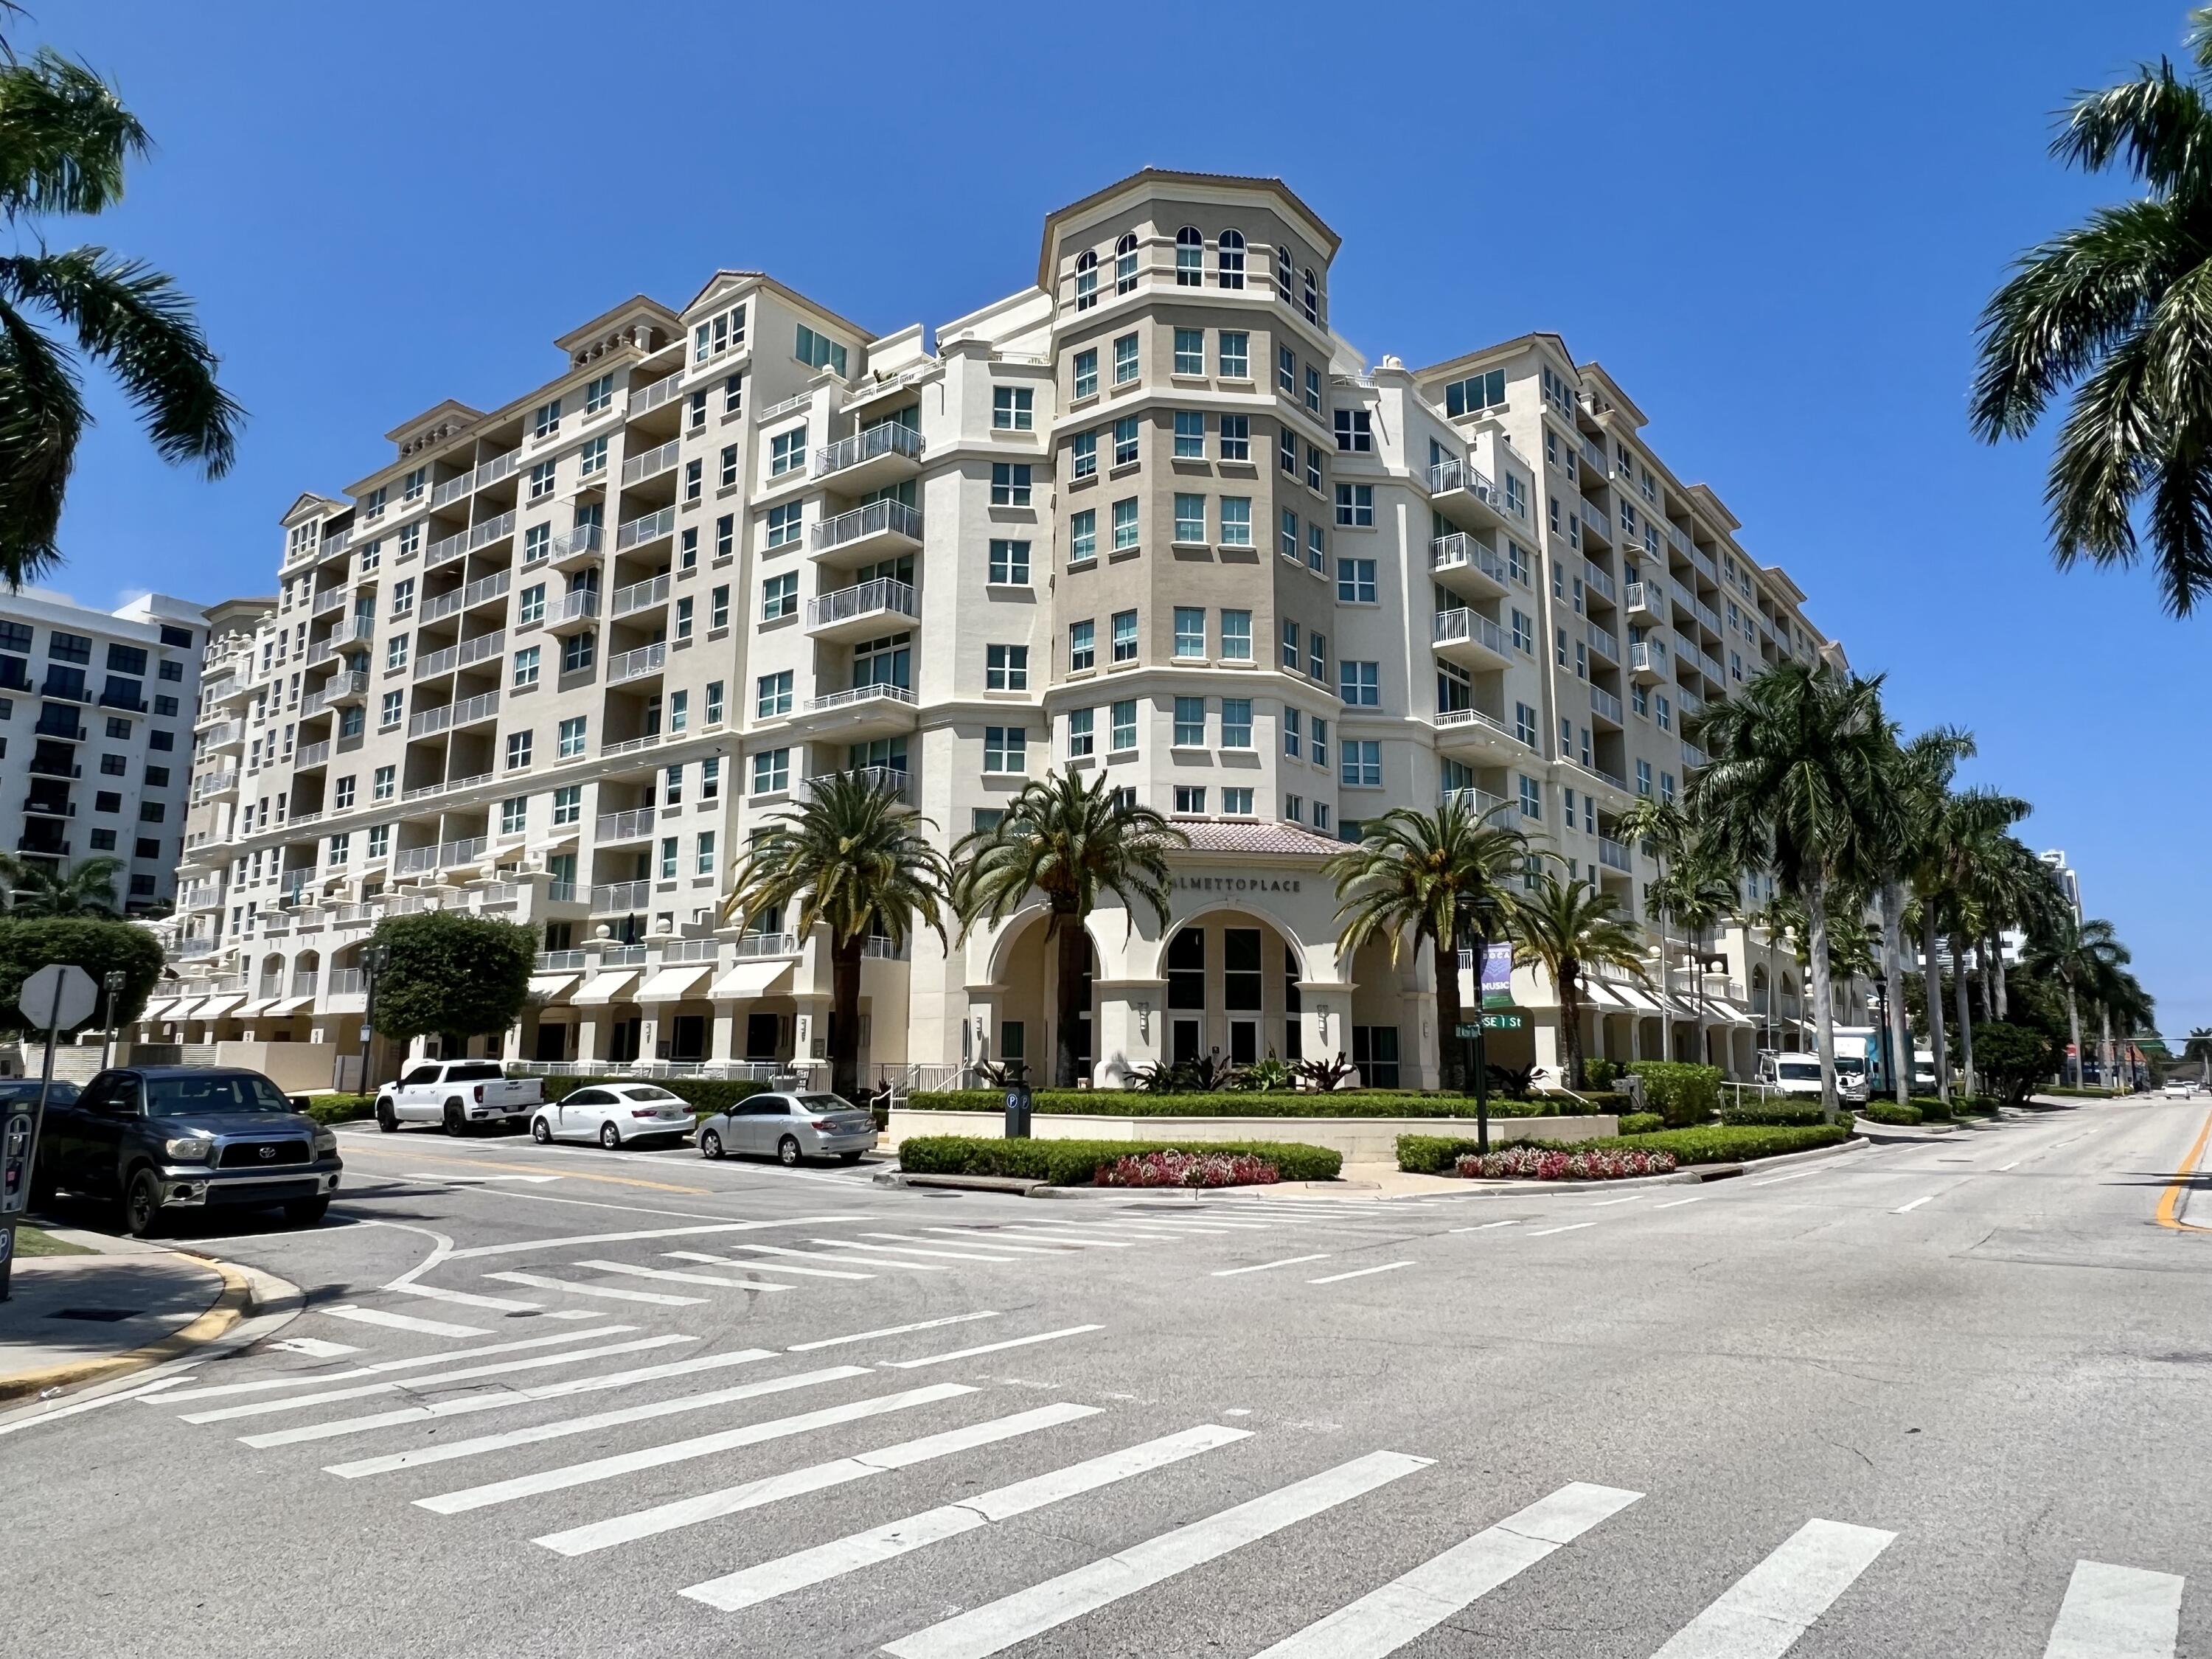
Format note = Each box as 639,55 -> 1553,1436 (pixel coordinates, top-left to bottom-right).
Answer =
0,589 -> 257,914
140,169 -> 1863,1088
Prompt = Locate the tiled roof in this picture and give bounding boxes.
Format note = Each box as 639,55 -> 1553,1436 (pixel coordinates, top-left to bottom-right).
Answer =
1168,819 -> 1343,858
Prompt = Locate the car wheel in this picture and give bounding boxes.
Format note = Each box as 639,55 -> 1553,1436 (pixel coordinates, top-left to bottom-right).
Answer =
283,1197 -> 330,1226
777,1134 -> 801,1167
700,1129 -> 723,1160
375,1099 -> 399,1133
530,1116 -> 553,1144
122,1168 -> 166,1239
838,1150 -> 863,1165
599,1121 -> 622,1150
444,1100 -> 467,1136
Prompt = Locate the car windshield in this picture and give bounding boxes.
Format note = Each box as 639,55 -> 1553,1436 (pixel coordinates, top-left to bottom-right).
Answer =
1776,1062 -> 1821,1081
0,1079 -> 75,1104
145,1075 -> 295,1117
799,1093 -> 857,1112
1834,1058 -> 1865,1077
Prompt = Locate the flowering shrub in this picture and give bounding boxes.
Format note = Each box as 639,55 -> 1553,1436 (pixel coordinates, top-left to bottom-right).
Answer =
1096,1150 -> 1281,1188
1454,1146 -> 1677,1181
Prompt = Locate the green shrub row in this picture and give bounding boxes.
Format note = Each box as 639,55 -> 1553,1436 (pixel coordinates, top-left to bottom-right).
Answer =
897,1135 -> 1341,1185
906,1089 -> 1607,1119
1615,1112 -> 1666,1136
2041,1085 -> 2117,1098
302,1093 -> 375,1124
537,1076 -> 771,1113
1626,1062 -> 1724,1127
1861,1100 -> 1923,1126
1396,1119 -> 1849,1174
1719,1100 -> 1830,1127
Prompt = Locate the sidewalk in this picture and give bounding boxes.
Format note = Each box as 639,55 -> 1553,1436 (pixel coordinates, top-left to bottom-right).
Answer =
0,1230 -> 248,1403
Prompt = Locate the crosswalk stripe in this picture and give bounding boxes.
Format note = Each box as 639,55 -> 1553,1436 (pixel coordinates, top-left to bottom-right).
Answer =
880,1326 -> 1102,1369
388,1284 -> 543,1312
858,1232 -> 1070,1256
1012,1220 -> 1247,1238
931,1227 -> 1132,1250
807,1238 -> 1019,1264
1650,1517 -> 1896,1658
883,1448 -> 1431,1659
1251,1481 -> 1643,1657
786,1312 -> 1001,1352
412,1380 -> 975,1514
2043,1560 -> 2185,1658
1212,1254 -> 1332,1277
684,1422 -> 1250,1613
484,1270 -> 706,1306
268,1336 -> 358,1357
317,1304 -> 487,1338
667,1250 -> 874,1281
179,1335 -> 695,1424
1309,1262 -> 1414,1284
326,1364 -> 876,1481
535,1402 -> 1103,1557
236,1348 -> 777,1448
728,1243 -> 949,1273
572,1259 -> 792,1293
447,1217 -> 851,1259
151,1326 -> 637,1404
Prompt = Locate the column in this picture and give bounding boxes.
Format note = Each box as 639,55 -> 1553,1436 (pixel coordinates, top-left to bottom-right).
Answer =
709,1009 -> 736,1066
575,1015 -> 601,1065
501,1022 -> 523,1062
1091,978 -> 1164,1088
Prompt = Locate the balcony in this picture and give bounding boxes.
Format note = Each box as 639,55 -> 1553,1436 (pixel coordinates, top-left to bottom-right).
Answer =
13,830 -> 68,857
1433,704 -> 1518,760
619,437 -> 681,487
809,498 -> 922,568
1579,498 -> 1613,547
97,686 -> 150,714
293,740 -> 332,770
799,681 -> 918,742
1597,835 -> 1633,874
179,882 -> 223,911
21,791 -> 73,818
414,630 -> 505,680
606,641 -> 667,686
201,719 -> 246,754
1425,457 -> 1509,532
32,713 -> 86,742
1682,740 -> 1709,769
307,618 -> 375,665
1628,641 -> 1668,684
204,672 -> 252,708
537,947 -> 590,973
311,587 -> 349,618
0,660 -> 31,695
813,421 -> 924,491
590,878 -> 652,914
408,688 -> 500,738
1624,581 -> 1660,619
24,752 -> 79,780
1429,533 -> 1509,599
425,509 -> 516,571
1590,684 -> 1624,728
545,589 -> 600,634
1586,624 -> 1618,665
394,835 -> 493,876
1583,562 -> 1616,605
1580,436 -> 1608,477
191,770 -> 240,804
594,807 -> 656,843
1432,607 -> 1512,671
735,932 -> 799,958
1444,786 -> 1509,821
302,670 -> 369,716
541,523 -> 605,570
420,570 -> 512,624
615,505 -> 675,553
428,449 -> 518,510
629,370 -> 683,417
1564,761 -> 1632,805
805,577 -> 919,643
804,764 -> 913,804
38,675 -> 91,704
610,573 -> 671,619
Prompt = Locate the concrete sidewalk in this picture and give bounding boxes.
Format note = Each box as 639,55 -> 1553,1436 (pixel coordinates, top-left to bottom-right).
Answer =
0,1232 -> 246,1402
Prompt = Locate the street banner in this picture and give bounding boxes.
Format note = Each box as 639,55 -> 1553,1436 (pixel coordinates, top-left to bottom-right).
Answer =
1481,942 -> 1514,1009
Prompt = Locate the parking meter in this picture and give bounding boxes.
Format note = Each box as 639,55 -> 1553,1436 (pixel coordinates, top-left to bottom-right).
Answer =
1004,1081 -> 1033,1139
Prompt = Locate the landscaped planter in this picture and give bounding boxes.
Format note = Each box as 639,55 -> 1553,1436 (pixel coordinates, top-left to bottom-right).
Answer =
884,1107 -> 1615,1165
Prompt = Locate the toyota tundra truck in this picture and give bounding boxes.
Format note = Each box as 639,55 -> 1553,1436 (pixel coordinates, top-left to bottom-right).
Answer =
375,1061 -> 543,1135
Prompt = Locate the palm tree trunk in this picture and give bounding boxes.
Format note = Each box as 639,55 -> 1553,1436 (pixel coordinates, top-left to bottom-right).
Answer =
1433,926 -> 1465,1093
1561,961 -> 1585,1089
1051,910 -> 1087,1089
1804,874 -> 1839,1121
1879,882 -> 1911,1107
2065,982 -> 2084,1088
2101,1003 -> 2115,1093
1921,908 -> 1950,1104
1691,923 -> 1708,1077
1991,932 -> 2009,1020
828,933 -> 865,1102
1950,931 -> 1976,1099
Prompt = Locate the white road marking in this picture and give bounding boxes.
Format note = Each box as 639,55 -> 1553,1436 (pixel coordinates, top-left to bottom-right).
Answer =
1308,1262 -> 1415,1284
1650,1517 -> 1896,1658
536,1402 -> 1103,1557
153,1326 -> 636,1403
445,1217 -> 850,1260
402,1172 -> 563,1184
325,1364 -> 875,1481
1893,1194 -> 1936,1214
858,1231 -> 1068,1256
1211,1254 -> 1333,1277
236,1347 -> 776,1447
571,1259 -> 791,1293
928,1226 -> 1132,1250
879,1326 -> 1102,1368
1655,1196 -> 1707,1209
1013,1220 -> 1248,1237
1528,1222 -> 1596,1237
1747,1169 -> 1830,1187
387,1283 -> 542,1312
1253,1481 -> 1644,1657
666,1249 -> 874,1281
411,1380 -> 973,1513
786,1312 -> 1001,1352
2042,1559 -> 2185,1658
1996,1161 -> 2023,1172
1590,1195 -> 1644,1208
268,1337 -> 358,1358
1450,1220 -> 1520,1233
178,1335 -> 693,1424
881,1449 -> 1430,1659
484,1270 -> 706,1306
727,1243 -> 948,1273
316,1304 -> 486,1338
807,1238 -> 1019,1264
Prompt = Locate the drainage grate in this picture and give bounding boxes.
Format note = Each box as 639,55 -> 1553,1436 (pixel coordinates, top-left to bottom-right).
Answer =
49,1307 -> 141,1323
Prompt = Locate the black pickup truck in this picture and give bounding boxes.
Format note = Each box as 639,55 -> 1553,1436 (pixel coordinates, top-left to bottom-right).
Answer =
31,1066 -> 344,1237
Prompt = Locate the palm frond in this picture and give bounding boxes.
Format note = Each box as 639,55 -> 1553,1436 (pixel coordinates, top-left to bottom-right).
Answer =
0,290 -> 83,588
0,49 -> 147,220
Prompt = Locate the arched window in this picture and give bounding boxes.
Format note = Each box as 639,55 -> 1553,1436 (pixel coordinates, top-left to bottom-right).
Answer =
1276,241 -> 1294,297
1074,249 -> 1097,313
1302,267 -> 1320,325
1218,229 -> 1245,290
1114,232 -> 1138,295
1175,226 -> 1203,287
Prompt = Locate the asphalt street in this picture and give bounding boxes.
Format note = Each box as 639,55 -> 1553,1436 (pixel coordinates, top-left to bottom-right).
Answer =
5,1096 -> 2208,1658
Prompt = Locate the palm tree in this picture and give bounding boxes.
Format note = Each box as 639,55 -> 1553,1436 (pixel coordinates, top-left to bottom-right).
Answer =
724,772 -> 950,1101
2025,914 -> 2127,1088
1512,874 -> 1650,1090
1689,663 -> 1898,1119
0,45 -> 242,588
0,852 -> 120,915
1876,727 -> 1973,1106
1618,794 -> 1690,1060
1322,794 -> 1530,1092
2185,1025 -> 2212,1086
1648,841 -> 1741,1070
951,770 -> 1186,1089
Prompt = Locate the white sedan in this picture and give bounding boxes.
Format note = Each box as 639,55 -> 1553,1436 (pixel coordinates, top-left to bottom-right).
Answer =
531,1083 -> 695,1149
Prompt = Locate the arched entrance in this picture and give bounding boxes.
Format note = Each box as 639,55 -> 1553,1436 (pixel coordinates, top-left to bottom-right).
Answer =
1157,909 -> 1307,1071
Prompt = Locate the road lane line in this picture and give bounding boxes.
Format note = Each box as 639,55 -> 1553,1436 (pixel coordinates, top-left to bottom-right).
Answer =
1996,1161 -> 2023,1172
338,1140 -> 707,1194
151,1326 -> 636,1403
725,1243 -> 948,1274
2042,1559 -> 2185,1658
411,1380 -> 973,1512
666,1250 -> 874,1281
1655,1196 -> 1707,1209
880,1326 -> 1102,1368
1212,1254 -> 1333,1277
538,1402 -> 1104,1557
928,1226 -> 1133,1250
1590,1196 -> 1643,1208
1893,1194 -> 1936,1214
445,1217 -> 851,1259
880,1450 -> 1429,1659
858,1232 -> 1068,1256
1253,1481 -> 1644,1657
1747,1168 -> 1831,1187
806,1238 -> 1020,1264
682,1423 -> 1247,1612
387,1284 -> 542,1313
1650,1517 -> 1895,1658
1528,1222 -> 1596,1237
2154,1105 -> 2212,1234
1450,1220 -> 1520,1233
315,1304 -> 486,1338
484,1270 -> 705,1306
571,1259 -> 793,1292
787,1312 -> 1001,1352
1308,1262 -> 1414,1284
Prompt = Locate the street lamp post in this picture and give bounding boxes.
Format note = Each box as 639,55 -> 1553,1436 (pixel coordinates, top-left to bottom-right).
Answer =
358,944 -> 392,1096
99,970 -> 128,1071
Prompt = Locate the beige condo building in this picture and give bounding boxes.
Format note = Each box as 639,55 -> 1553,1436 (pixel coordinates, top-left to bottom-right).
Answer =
141,169 -> 1865,1091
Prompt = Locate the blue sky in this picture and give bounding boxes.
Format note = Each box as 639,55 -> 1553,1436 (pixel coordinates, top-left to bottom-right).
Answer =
22,0 -> 2203,1029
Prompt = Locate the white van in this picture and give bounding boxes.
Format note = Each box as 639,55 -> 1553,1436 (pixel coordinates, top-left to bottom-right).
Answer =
1759,1051 -> 1868,1103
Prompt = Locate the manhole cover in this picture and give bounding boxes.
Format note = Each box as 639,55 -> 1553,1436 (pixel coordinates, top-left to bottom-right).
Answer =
50,1307 -> 140,1323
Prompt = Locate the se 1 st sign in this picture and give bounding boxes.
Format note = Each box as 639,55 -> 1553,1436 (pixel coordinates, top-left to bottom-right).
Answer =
1456,1013 -> 1525,1037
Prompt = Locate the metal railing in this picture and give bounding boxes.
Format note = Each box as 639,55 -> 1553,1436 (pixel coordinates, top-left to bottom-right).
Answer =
420,570 -> 512,623
1587,624 -> 1618,664
814,422 -> 923,477
804,765 -> 912,803
807,682 -> 916,714
549,588 -> 599,626
595,807 -> 655,841
325,969 -> 364,995
312,587 -> 349,617
809,498 -> 922,555
1434,706 -> 1512,742
616,504 -> 675,551
1583,561 -> 1616,602
200,719 -> 245,750
608,642 -> 667,685
629,369 -> 683,415
1590,684 -> 1624,723
620,437 -> 681,486
807,577 -> 917,630
393,834 -> 491,875
537,948 -> 589,972
414,630 -> 505,679
408,688 -> 500,737
191,770 -> 240,801
1624,580 -> 1657,614
735,932 -> 799,957
1444,786 -> 1509,819
661,936 -> 723,963
531,523 -> 603,566
1433,607 -> 1508,657
610,573 -> 671,617
1430,533 -> 1509,585
590,879 -> 652,912
1597,835 -> 1633,873
1426,456 -> 1500,506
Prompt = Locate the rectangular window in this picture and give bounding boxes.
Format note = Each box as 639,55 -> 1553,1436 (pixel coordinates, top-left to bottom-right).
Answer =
709,585 -> 729,630
1175,785 -> 1206,814
1219,497 -> 1251,546
1174,695 -> 1205,746
1070,509 -> 1096,563
1339,661 -> 1380,706
795,323 -> 847,377
366,824 -> 390,860
1444,368 -> 1507,417
1332,408 -> 1373,452
1515,702 -> 1537,746
1511,608 -> 1534,653
1305,367 -> 1322,415
1218,331 -> 1248,378
379,690 -> 402,728
1518,773 -> 1542,819
719,444 -> 739,488
1174,494 -> 1206,545
1112,417 -> 1139,469
374,765 -> 394,801
684,459 -> 703,502
751,748 -> 790,794
528,459 -> 556,500
1111,498 -> 1138,551
765,502 -> 802,548
518,582 -> 546,625
669,690 -> 688,733
557,716 -> 586,758
1309,631 -> 1326,681
391,578 -> 414,617
1335,483 -> 1374,526
675,596 -> 695,640
552,785 -> 580,826
1218,414 -> 1249,462
1073,349 -> 1098,400
992,386 -> 1034,431
712,515 -> 731,560
1174,411 -> 1204,459
500,796 -> 527,835
1068,706 -> 1094,758
692,302 -> 747,364
560,631 -> 594,674
695,832 -> 716,877
1279,507 -> 1300,561
984,726 -> 1027,772
504,731 -> 534,773
1113,333 -> 1139,385
1072,431 -> 1096,479
1342,740 -> 1382,787
762,573 -> 797,620
512,645 -> 540,689
1111,610 -> 1138,663
577,436 -> 607,476
1280,426 -> 1298,476
990,462 -> 1032,506
1110,700 -> 1137,753
584,373 -> 613,414
386,635 -> 408,671
1312,716 -> 1329,768
1657,694 -> 1672,731
328,832 -> 350,867
1173,329 -> 1203,375
1305,442 -> 1322,491
988,538 -> 1030,585
1636,758 -> 1652,796
1661,771 -> 1677,806
1278,345 -> 1297,395
1281,619 -> 1301,669
1282,795 -> 1304,824
1222,786 -> 1254,815
1173,607 -> 1206,658
1068,619 -> 1096,672
757,669 -> 793,717
986,644 -> 1029,691
770,428 -> 807,476
1221,698 -> 1253,748
1283,706 -> 1302,757
1220,609 -> 1253,661
701,756 -> 720,799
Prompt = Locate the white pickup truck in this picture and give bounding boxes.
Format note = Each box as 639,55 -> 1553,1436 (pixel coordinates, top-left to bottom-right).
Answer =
375,1061 -> 544,1135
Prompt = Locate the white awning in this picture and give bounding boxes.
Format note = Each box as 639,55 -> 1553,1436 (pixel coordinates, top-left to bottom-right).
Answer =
1705,1001 -> 1757,1029
193,993 -> 247,1020
1581,981 -> 1624,1009
264,995 -> 314,1017
708,959 -> 795,1001
141,996 -> 184,1021
1618,987 -> 1668,1014
527,972 -> 580,1003
232,999 -> 277,1020
573,969 -> 639,1006
637,963 -> 713,1003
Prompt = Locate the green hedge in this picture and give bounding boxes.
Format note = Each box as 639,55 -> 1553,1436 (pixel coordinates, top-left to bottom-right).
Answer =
302,1093 -> 375,1124
538,1076 -> 771,1113
2041,1084 -> 2117,1099
907,1089 -> 1607,1119
1719,1100 -> 1829,1127
1626,1062 -> 1724,1127
1909,1094 -> 1954,1122
1602,1123 -> 1850,1164
1537,1091 -> 1634,1115
897,1135 -> 1340,1185
1616,1112 -> 1666,1136
1862,1100 -> 1923,1126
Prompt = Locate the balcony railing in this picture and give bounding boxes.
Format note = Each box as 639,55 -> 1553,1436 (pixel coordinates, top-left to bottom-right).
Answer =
1624,580 -> 1658,614
548,588 -> 600,627
1590,684 -> 1624,723
200,719 -> 245,750
325,969 -> 365,996
1444,786 -> 1509,821
616,504 -> 676,552
302,670 -> 369,717
429,449 -> 518,509
311,587 -> 349,618
191,770 -> 240,802
414,630 -> 505,680
1583,562 -> 1616,603
814,421 -> 923,477
530,523 -> 604,567
734,932 -> 799,957
1682,740 -> 1709,769
425,509 -> 517,570
661,936 -> 723,963
293,740 -> 331,769
1433,607 -> 1507,656
1426,456 -> 1500,506
420,570 -> 512,624
620,437 -> 682,486
394,835 -> 491,875
1430,533 -> 1509,585
595,807 -> 655,841
408,688 -> 500,737
629,370 -> 683,416
537,948 -> 589,972
1433,705 -> 1512,743
607,641 -> 667,685
804,764 -> 911,803
1587,624 -> 1618,664
806,682 -> 917,715
610,573 -> 671,617
1597,835 -> 1633,874
809,498 -> 922,555
807,577 -> 918,630
590,878 -> 652,913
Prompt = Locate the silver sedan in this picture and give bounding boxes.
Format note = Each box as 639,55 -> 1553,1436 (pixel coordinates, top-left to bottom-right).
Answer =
696,1091 -> 877,1166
